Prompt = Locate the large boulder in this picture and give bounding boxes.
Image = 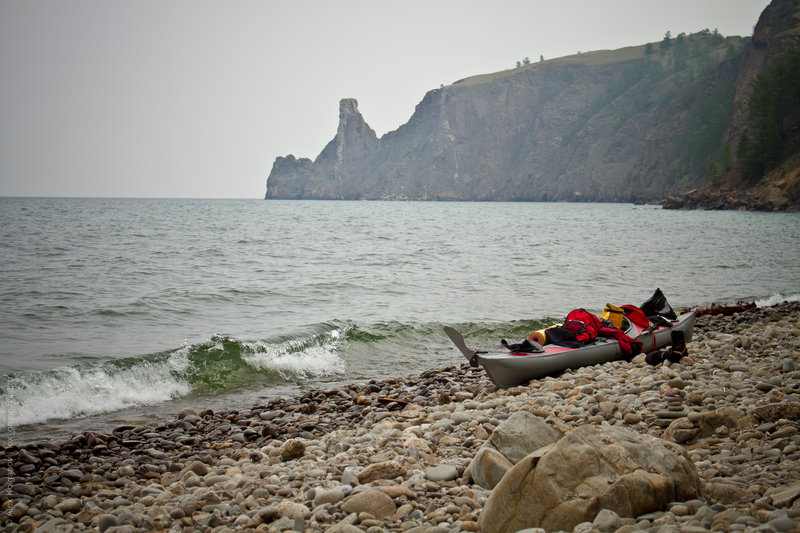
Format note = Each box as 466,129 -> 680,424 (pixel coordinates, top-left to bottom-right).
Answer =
467,411 -> 562,489
489,410 -> 563,464
478,424 -> 702,533
468,446 -> 514,490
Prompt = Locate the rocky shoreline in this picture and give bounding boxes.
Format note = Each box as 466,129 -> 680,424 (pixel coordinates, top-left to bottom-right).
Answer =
661,183 -> 799,212
2,302 -> 800,532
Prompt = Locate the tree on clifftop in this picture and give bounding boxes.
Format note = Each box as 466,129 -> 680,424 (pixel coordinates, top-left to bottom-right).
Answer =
661,31 -> 672,52
738,44 -> 800,181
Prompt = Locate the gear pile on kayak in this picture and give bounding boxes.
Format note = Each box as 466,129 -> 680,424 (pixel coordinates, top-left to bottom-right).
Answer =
444,289 -> 695,388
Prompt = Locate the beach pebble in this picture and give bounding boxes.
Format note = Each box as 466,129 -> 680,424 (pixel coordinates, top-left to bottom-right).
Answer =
425,464 -> 459,482
279,438 -> 305,461
6,503 -> 28,521
341,489 -> 396,520
313,487 -> 347,506
2,301 -> 800,533
357,460 -> 406,483
96,514 -> 119,532
623,412 -> 642,424
55,498 -> 83,514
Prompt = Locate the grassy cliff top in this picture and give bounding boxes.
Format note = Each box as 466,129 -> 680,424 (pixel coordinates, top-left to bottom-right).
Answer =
450,34 -> 747,89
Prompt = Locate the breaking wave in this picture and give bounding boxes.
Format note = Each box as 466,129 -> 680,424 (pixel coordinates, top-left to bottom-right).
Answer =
756,293 -> 800,307
0,325 -> 351,428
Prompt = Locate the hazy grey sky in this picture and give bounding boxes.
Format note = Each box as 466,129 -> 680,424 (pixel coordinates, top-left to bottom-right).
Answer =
0,0 -> 770,199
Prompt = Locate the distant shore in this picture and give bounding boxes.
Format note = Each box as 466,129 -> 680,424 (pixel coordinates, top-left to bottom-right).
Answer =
2,301 -> 799,532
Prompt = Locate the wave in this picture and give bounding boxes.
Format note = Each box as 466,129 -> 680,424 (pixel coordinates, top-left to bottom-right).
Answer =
1,358 -> 192,429
0,326 -> 351,428
756,292 -> 800,307
0,317 -> 556,429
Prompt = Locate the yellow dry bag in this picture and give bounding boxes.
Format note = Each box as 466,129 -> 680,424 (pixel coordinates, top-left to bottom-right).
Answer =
600,303 -> 624,329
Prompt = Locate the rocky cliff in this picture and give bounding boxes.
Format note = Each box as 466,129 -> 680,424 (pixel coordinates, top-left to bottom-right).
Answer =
265,99 -> 379,200
266,0 -> 799,208
664,0 -> 800,210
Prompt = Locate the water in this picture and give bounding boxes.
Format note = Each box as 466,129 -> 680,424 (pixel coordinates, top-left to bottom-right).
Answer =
1,197 -> 799,442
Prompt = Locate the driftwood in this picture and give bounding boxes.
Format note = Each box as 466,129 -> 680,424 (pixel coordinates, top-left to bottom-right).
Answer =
377,397 -> 409,406
691,301 -> 757,317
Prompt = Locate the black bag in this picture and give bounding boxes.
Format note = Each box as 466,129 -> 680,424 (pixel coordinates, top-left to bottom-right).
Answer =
541,326 -> 582,348
640,288 -> 677,320
500,338 -> 544,353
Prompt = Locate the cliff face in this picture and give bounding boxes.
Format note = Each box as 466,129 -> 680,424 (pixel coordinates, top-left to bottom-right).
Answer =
725,0 -> 799,154
266,0 -> 797,206
717,0 -> 800,209
265,99 -> 379,200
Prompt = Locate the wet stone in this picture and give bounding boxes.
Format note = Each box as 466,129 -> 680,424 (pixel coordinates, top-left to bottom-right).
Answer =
2,301 -> 800,533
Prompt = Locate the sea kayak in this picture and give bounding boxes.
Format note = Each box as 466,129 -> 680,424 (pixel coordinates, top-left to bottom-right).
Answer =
445,311 -> 696,388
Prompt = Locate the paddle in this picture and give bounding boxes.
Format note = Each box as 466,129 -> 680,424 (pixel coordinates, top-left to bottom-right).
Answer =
443,326 -> 480,367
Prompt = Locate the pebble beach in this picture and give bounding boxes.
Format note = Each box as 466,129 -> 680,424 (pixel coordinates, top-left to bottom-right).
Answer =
2,301 -> 800,533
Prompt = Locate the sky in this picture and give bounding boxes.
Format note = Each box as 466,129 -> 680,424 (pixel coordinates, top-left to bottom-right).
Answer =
0,1 -> 771,199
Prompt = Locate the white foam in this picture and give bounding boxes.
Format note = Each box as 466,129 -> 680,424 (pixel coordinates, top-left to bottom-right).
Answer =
1,358 -> 192,428
756,293 -> 800,307
242,333 -> 346,378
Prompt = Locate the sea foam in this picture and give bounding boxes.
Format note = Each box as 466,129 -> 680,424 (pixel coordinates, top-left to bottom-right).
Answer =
0,330 -> 349,428
241,329 -> 347,378
1,356 -> 192,428
756,293 -> 800,307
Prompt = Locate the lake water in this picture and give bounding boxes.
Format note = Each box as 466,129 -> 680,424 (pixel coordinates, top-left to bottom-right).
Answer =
1,198 -> 798,442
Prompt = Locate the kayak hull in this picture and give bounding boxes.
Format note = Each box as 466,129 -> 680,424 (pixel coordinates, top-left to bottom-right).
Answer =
461,311 -> 695,388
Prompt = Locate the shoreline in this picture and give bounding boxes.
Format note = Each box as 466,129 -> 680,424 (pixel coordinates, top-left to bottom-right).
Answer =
2,301 -> 800,532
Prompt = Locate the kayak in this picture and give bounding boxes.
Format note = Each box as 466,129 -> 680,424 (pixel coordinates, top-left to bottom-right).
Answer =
444,311 -> 696,388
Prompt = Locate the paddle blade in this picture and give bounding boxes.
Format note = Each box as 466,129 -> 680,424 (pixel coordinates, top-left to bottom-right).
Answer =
443,326 -> 477,364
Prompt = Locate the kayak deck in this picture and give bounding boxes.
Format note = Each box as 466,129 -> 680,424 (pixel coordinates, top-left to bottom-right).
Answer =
447,311 -> 695,388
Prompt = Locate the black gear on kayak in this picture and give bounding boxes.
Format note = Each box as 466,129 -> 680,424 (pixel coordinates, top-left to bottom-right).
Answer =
640,287 -> 678,321
500,339 -> 544,353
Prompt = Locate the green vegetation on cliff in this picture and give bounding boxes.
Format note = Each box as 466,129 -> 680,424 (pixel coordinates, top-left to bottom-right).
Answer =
737,44 -> 800,181
266,1 -> 798,209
